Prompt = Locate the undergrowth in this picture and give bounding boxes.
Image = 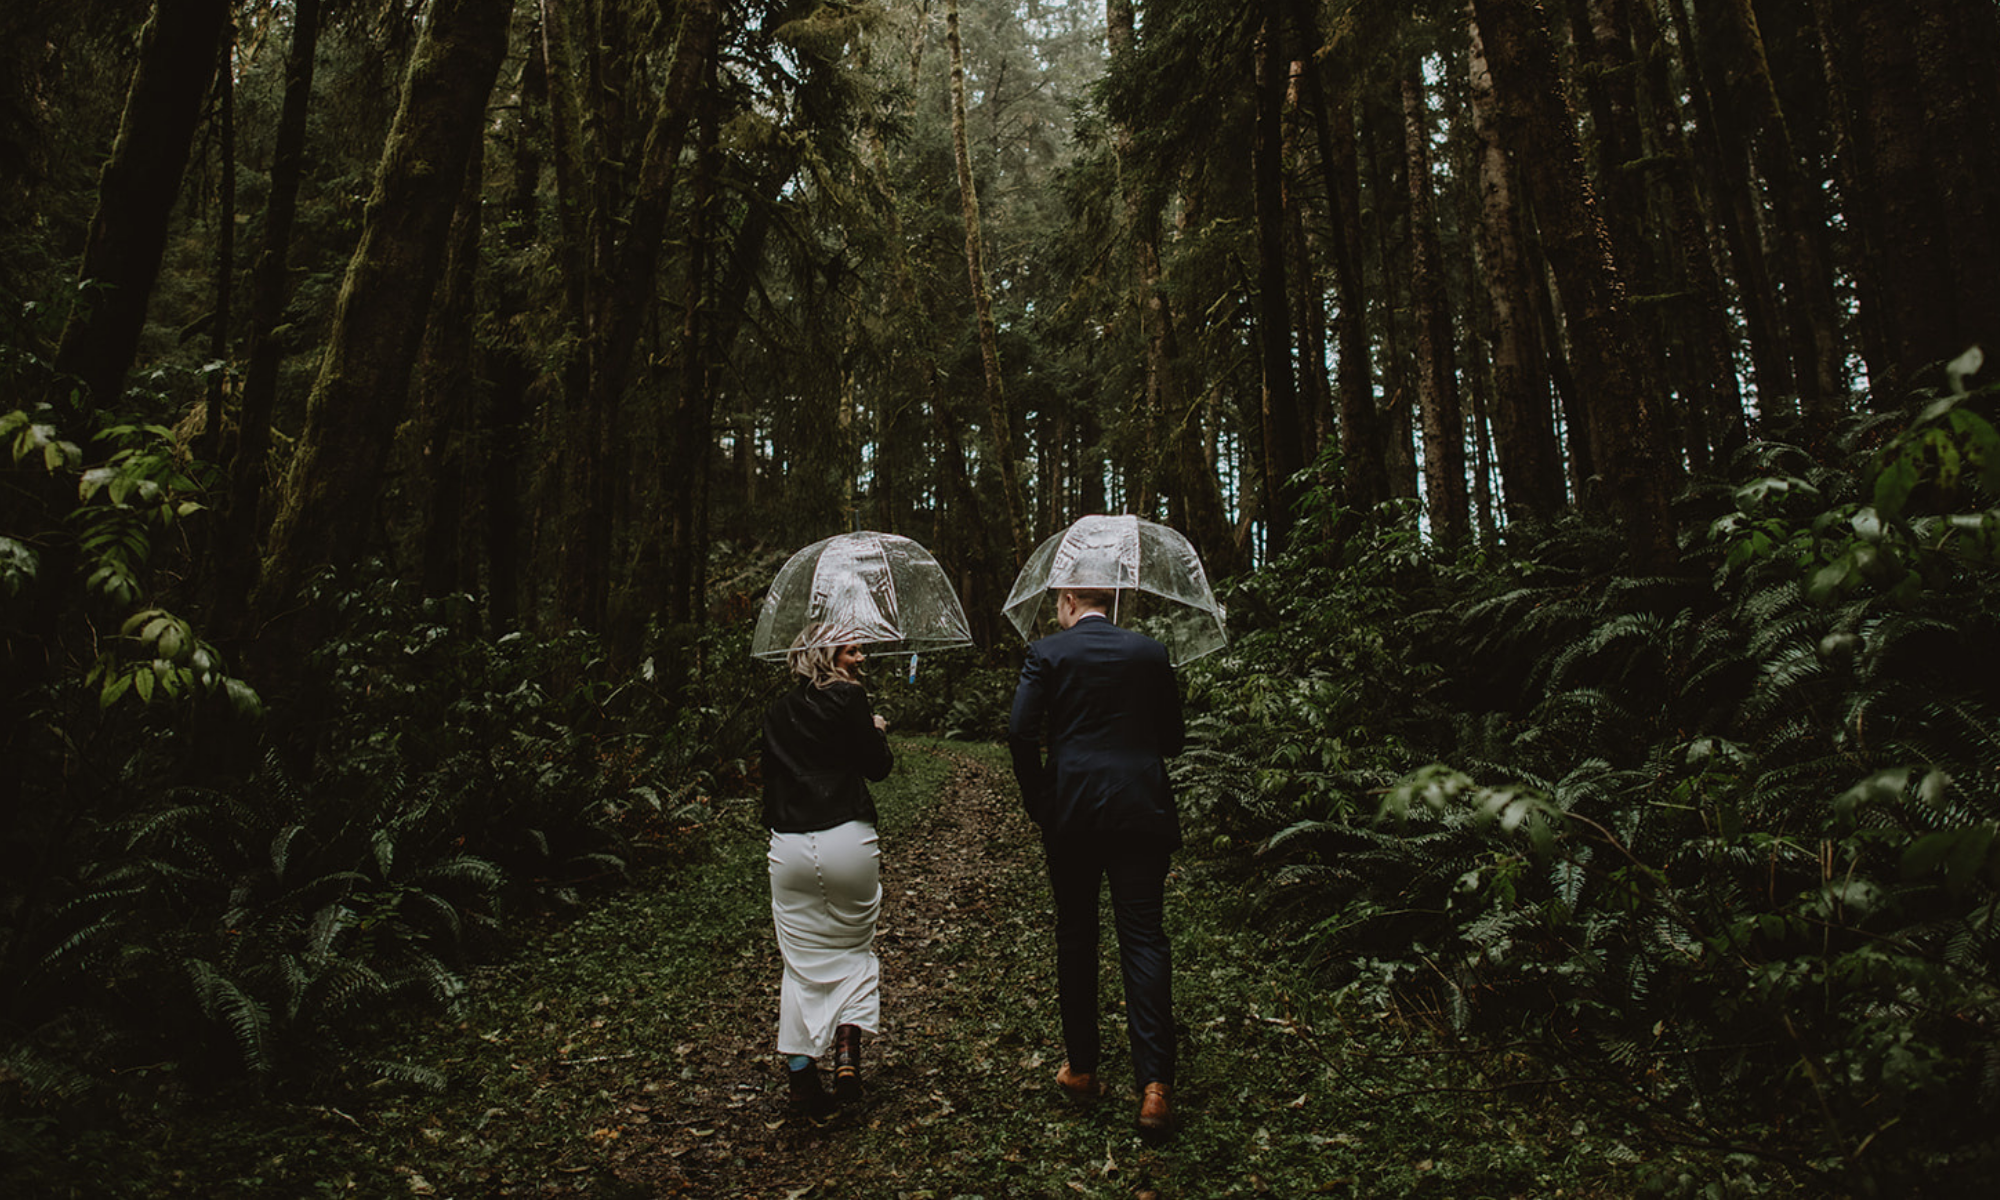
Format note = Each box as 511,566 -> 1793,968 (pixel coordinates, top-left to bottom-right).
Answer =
15,740 -> 1805,1198
1181,372 -> 2000,1196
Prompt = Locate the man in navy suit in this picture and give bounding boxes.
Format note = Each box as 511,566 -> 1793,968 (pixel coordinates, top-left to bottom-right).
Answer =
1007,586 -> 1185,1134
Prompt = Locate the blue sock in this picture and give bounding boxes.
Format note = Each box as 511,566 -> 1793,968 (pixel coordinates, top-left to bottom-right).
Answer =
787,1054 -> 812,1072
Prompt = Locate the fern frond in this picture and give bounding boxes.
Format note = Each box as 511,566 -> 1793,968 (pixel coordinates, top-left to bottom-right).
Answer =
184,956 -> 270,1074
0,1040 -> 96,1102
365,1058 -> 447,1091
307,958 -> 389,1022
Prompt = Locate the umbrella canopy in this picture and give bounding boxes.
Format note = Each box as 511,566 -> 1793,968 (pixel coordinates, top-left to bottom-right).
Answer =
751,531 -> 974,660
1002,514 -> 1227,665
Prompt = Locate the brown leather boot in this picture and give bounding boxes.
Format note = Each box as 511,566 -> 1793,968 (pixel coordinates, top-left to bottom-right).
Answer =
1137,1081 -> 1172,1134
833,1024 -> 863,1103
787,1059 -> 836,1121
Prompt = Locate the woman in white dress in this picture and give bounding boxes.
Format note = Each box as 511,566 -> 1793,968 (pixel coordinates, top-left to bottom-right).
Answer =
761,633 -> 893,1117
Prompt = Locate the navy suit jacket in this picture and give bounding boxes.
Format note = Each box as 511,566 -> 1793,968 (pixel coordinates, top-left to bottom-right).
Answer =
1007,615 -> 1185,848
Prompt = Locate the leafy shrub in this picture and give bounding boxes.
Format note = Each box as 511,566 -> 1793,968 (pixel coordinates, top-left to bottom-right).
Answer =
1184,376 -> 2000,1193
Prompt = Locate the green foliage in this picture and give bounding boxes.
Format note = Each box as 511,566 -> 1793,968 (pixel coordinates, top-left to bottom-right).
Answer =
3,402 -> 261,715
1,563 -> 748,1188
1178,383 -> 2000,1194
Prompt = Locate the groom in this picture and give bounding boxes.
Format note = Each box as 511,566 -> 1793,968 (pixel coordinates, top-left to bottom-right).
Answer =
1006,586 -> 1185,1135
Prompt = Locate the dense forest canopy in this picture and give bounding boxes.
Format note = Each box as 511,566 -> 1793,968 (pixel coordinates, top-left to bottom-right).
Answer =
3,0 -> 1995,645
7,0 -> 2000,1194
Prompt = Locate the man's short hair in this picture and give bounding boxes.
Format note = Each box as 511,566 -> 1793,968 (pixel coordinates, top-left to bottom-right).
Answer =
1062,587 -> 1116,612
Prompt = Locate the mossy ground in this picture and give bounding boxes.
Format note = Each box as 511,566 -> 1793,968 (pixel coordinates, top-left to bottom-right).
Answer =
41,740 -> 1810,1198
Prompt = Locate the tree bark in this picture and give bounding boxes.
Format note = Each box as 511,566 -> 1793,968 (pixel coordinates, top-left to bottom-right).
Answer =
1364,88 -> 1420,504
1300,51 -> 1386,514
1627,0 -> 1742,465
1110,0 -> 1233,574
48,0 -> 231,423
1466,10 -> 1563,522
1915,0 -> 2000,386
1695,0 -> 1845,427
213,0 -> 323,634
202,25 -> 234,467
946,0 -> 1031,567
1470,0 -> 1675,567
1403,64 -> 1469,548
415,132 -> 487,600
252,0 -> 513,632
1846,0 -> 1960,399
1668,0 -> 1790,414
1253,6 -> 1305,554
1806,0 -> 1889,397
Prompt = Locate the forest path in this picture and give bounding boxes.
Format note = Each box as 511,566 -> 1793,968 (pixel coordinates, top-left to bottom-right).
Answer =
163,741 -> 1656,1197
595,743 -> 1080,1198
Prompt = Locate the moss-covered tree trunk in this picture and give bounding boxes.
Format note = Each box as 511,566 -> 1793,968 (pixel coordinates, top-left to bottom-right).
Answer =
1110,0 -> 1233,574
553,0 -> 721,634
48,0 -> 230,423
947,0 -> 1031,567
213,0 -> 323,634
415,134 -> 487,600
251,0 -> 513,638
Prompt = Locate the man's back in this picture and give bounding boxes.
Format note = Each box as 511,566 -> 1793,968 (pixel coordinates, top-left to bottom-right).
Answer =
1008,616 -> 1184,844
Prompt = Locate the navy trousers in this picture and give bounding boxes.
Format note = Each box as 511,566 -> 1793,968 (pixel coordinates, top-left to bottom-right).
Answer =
1044,832 -> 1175,1088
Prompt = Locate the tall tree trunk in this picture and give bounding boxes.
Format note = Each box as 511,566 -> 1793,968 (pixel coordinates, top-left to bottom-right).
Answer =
1300,52 -> 1386,513
1915,0 -> 2000,385
1669,0 -> 1790,414
1806,0 -> 1890,397
1470,0 -> 1675,568
946,0 -> 1030,566
1466,7 -> 1564,522
483,18 -> 548,632
1403,65 -> 1469,548
48,0 -> 230,423
1110,0 -> 1232,572
203,24 -> 234,467
416,133 -> 487,599
214,0 -> 322,634
1253,6 -> 1305,553
1365,87 -> 1420,504
664,77 -> 721,634
251,0 -> 513,637
1846,0 -> 1959,399
1628,0 -> 1743,465
538,0 -> 588,322
546,0 -> 720,632
1695,0 -> 1845,428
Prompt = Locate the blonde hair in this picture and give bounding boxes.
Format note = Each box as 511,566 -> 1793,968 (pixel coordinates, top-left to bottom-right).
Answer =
787,625 -> 857,688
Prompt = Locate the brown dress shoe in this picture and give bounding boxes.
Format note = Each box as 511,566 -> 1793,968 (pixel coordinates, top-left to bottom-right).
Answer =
1137,1081 -> 1172,1133
1055,1062 -> 1108,1101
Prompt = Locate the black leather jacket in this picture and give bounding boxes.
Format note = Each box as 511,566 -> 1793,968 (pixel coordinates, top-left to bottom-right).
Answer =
760,679 -> 893,833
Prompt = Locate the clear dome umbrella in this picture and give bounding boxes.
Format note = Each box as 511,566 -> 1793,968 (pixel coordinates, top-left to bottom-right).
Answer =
750,531 -> 975,660
1002,514 -> 1228,665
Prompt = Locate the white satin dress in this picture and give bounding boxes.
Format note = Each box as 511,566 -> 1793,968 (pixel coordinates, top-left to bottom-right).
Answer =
767,819 -> 881,1057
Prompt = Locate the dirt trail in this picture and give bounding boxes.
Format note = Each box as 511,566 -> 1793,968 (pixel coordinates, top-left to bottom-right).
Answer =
586,745 -> 1053,1199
